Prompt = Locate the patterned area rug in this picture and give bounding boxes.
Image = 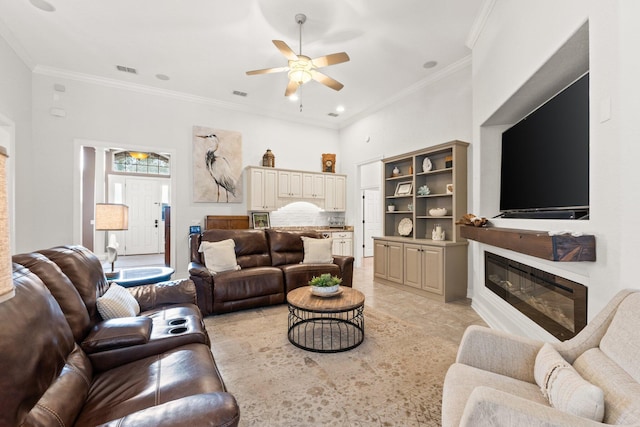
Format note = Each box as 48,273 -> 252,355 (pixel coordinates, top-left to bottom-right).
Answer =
205,304 -> 458,426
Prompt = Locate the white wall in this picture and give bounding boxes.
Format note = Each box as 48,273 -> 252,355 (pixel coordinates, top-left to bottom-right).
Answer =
0,34 -> 32,253
470,0 -> 640,338
26,73 -> 341,277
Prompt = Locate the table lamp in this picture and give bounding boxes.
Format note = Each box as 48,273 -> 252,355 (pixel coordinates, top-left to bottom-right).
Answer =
95,203 -> 129,279
0,147 -> 14,302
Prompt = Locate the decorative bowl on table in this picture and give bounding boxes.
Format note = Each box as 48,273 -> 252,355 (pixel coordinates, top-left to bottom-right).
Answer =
309,273 -> 342,296
429,208 -> 447,217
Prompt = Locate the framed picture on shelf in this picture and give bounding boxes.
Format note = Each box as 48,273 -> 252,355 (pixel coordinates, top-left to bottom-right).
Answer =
252,212 -> 270,229
394,181 -> 413,196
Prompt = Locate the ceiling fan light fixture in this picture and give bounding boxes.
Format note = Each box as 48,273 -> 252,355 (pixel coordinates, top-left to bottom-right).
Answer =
288,58 -> 313,85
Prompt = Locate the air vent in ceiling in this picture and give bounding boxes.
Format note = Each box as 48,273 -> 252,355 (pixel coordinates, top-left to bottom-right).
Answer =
116,65 -> 137,74
327,112 -> 339,117
232,90 -> 248,97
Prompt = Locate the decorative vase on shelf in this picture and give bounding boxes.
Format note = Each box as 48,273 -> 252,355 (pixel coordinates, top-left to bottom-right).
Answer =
392,166 -> 400,177
262,149 -> 275,167
432,224 -> 446,241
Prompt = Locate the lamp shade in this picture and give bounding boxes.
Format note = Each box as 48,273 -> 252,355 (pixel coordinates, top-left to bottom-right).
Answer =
0,146 -> 14,302
95,203 -> 129,231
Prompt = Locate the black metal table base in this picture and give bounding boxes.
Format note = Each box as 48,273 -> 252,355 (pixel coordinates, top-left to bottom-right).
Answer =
288,305 -> 364,353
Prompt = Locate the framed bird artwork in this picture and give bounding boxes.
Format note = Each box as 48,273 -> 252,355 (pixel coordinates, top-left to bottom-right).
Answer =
192,125 -> 243,203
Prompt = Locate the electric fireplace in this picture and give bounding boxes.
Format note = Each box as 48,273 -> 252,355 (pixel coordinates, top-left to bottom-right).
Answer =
484,252 -> 587,340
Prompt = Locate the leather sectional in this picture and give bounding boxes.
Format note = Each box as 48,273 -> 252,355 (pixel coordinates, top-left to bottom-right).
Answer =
189,229 -> 355,316
3,245 -> 239,427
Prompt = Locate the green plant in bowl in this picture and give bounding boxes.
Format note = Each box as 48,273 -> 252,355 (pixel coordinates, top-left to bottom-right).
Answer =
308,273 -> 342,294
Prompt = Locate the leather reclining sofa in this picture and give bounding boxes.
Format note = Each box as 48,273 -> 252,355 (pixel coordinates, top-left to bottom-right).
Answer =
189,229 -> 355,316
2,245 -> 239,427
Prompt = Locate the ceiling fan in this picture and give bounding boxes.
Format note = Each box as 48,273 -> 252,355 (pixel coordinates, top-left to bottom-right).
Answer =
246,13 -> 350,97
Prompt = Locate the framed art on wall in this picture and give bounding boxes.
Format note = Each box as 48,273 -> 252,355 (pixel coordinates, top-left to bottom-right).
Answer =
192,125 -> 243,203
252,212 -> 270,229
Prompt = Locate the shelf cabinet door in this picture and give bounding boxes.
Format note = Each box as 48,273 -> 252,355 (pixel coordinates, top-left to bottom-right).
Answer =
373,240 -> 389,279
303,173 -> 325,199
325,175 -> 346,212
422,246 -> 444,295
373,239 -> 403,283
248,167 -> 277,210
403,243 -> 423,289
278,171 -> 303,198
387,241 -> 404,284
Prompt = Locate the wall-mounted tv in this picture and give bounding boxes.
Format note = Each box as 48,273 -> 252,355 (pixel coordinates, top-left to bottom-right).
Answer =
500,73 -> 589,219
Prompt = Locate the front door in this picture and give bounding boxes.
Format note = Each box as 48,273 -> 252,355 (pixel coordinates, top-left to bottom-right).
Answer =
123,177 -> 165,255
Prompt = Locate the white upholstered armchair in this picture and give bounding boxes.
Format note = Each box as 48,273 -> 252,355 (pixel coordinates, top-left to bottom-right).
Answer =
442,289 -> 640,426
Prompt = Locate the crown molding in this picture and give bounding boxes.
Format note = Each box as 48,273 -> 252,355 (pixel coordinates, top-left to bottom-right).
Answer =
0,16 -> 35,70
338,55 -> 472,129
32,65 -> 341,130
465,0 -> 496,49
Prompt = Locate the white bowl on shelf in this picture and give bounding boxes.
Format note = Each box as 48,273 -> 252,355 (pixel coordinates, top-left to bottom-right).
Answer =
429,208 -> 447,217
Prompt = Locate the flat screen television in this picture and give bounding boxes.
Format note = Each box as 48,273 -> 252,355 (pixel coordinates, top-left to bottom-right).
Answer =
499,73 -> 589,219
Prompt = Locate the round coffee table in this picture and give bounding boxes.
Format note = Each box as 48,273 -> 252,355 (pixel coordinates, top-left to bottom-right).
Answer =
287,286 -> 365,353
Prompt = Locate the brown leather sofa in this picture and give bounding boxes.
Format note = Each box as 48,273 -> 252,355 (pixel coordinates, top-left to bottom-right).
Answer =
3,245 -> 239,427
189,229 -> 355,316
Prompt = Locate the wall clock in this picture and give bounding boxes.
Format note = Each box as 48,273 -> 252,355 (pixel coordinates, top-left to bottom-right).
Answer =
322,153 -> 336,173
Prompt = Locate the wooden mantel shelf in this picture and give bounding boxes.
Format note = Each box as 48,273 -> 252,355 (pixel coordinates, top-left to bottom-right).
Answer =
460,226 -> 596,262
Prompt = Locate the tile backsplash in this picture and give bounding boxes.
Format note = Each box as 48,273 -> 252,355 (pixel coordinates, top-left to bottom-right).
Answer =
269,201 -> 345,228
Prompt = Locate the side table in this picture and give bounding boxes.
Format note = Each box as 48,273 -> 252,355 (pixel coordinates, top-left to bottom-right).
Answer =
109,266 -> 175,287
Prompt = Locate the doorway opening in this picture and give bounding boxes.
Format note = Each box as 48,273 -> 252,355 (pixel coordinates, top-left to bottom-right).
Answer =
75,140 -> 176,270
357,159 -> 382,267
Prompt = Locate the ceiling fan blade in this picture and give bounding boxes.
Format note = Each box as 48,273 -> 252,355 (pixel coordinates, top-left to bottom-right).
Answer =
284,80 -> 299,97
273,40 -> 299,61
246,66 -> 289,76
310,70 -> 344,91
311,52 -> 350,68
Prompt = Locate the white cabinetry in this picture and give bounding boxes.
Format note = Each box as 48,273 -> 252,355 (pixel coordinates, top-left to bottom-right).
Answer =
246,166 -> 347,212
303,173 -> 325,206
247,167 -> 277,211
325,175 -> 346,212
331,231 -> 353,256
278,170 -> 303,198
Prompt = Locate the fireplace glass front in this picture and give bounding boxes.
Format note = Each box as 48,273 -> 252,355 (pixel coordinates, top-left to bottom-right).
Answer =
484,252 -> 587,340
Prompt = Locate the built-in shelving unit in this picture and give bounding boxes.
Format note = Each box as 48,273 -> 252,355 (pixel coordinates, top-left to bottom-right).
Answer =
374,140 -> 470,302
383,140 -> 468,242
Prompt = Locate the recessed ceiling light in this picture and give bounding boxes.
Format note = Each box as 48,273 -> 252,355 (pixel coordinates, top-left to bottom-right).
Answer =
336,105 -> 345,113
156,74 -> 170,81
289,94 -> 299,102
29,0 -> 55,12
423,60 -> 438,69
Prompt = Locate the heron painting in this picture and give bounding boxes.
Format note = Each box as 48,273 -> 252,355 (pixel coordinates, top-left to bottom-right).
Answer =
192,126 -> 243,203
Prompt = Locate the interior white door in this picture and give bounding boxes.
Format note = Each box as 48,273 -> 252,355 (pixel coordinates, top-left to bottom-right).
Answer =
363,188 -> 382,257
123,177 -> 163,255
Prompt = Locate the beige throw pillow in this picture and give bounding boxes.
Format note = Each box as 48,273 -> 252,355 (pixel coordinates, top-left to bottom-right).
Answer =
199,239 -> 241,275
301,236 -> 334,264
97,284 -> 141,319
534,343 -> 605,422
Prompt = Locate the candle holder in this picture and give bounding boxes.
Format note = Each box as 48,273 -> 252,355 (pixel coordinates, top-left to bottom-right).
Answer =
432,224 -> 446,241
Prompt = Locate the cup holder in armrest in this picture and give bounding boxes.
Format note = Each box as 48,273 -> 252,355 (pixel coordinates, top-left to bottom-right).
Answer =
168,318 -> 187,326
169,326 -> 188,334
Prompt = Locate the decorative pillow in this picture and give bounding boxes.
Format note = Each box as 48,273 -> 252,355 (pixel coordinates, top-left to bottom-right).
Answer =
300,236 -> 334,264
97,284 -> 141,320
534,343 -> 605,422
199,239 -> 241,275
